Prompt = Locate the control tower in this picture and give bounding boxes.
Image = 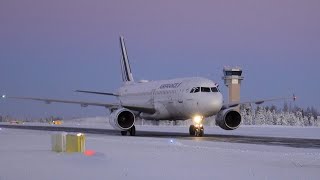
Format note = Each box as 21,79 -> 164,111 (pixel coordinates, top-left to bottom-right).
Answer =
222,67 -> 244,110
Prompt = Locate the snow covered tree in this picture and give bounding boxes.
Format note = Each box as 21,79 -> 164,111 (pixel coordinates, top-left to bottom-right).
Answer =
265,109 -> 274,125
311,107 -> 319,119
294,110 -> 304,126
270,105 -> 278,113
286,112 -> 297,126
255,106 -> 266,125
283,102 -> 289,113
240,104 -> 254,125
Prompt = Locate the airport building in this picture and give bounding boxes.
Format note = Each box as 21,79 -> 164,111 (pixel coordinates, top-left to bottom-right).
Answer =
222,67 -> 244,111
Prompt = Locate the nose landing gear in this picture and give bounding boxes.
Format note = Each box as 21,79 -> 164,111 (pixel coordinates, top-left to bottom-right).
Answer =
189,124 -> 204,137
189,115 -> 204,137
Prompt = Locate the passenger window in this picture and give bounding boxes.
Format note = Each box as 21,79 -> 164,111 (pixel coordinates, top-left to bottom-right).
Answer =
211,87 -> 218,92
201,87 -> 211,92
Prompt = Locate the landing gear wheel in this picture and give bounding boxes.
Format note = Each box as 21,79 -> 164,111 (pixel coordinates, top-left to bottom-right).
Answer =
121,131 -> 127,136
189,125 -> 195,136
129,125 -> 136,136
191,126 -> 204,137
199,128 -> 204,137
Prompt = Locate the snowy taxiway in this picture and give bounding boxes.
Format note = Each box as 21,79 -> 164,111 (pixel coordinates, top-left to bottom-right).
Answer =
0,125 -> 319,180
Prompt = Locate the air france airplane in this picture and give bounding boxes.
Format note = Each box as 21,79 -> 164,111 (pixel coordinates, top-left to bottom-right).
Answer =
3,37 -> 295,136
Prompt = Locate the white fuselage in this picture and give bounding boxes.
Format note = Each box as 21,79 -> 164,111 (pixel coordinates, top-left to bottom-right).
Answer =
118,77 -> 223,120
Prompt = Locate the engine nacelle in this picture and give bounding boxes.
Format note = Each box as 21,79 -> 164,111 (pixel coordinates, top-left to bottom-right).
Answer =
109,108 -> 135,131
216,109 -> 242,130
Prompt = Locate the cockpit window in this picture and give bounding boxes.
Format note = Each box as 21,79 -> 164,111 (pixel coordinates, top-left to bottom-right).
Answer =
190,87 -> 220,93
190,87 -> 200,93
201,87 -> 211,92
194,87 -> 200,93
211,87 -> 218,92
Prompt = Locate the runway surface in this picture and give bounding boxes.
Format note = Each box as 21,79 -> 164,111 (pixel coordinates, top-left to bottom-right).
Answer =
1,124 -> 320,149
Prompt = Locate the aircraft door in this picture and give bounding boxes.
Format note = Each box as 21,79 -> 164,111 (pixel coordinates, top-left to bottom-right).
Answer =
151,89 -> 156,106
172,89 -> 185,117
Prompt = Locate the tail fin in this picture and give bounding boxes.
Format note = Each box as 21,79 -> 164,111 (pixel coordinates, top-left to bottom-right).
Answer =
120,36 -> 134,82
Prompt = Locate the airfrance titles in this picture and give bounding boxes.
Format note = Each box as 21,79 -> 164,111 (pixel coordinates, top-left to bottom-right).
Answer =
159,82 -> 182,89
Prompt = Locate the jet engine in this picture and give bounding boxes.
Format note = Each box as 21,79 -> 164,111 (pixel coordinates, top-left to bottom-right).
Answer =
216,109 -> 241,130
109,108 -> 135,131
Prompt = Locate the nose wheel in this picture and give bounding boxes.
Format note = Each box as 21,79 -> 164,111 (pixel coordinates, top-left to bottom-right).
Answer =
190,115 -> 204,137
189,124 -> 204,137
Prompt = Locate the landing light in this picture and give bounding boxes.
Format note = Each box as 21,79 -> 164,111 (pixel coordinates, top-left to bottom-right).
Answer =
193,115 -> 203,124
1,95 -> 6,98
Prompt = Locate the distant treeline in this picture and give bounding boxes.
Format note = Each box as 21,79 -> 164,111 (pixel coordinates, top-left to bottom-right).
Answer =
239,103 -> 319,126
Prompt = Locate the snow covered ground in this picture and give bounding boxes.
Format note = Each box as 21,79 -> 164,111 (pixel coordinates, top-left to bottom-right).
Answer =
0,127 -> 320,180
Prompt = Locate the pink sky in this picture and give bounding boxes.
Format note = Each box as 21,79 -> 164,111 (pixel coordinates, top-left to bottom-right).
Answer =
0,0 -> 319,117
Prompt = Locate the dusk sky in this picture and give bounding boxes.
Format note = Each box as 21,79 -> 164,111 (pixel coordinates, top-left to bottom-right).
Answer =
1,0 -> 319,119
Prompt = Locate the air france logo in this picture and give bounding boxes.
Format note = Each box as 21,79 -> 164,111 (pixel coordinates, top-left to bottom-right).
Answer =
159,82 -> 182,89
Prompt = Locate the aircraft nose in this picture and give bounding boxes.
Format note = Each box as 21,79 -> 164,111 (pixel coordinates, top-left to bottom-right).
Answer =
203,93 -> 223,115
211,93 -> 223,112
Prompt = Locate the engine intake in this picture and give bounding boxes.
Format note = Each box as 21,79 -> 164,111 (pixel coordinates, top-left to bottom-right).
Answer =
109,108 -> 135,131
216,109 -> 241,130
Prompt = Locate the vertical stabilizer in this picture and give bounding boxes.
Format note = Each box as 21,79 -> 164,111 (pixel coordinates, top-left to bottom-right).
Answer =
120,36 -> 134,82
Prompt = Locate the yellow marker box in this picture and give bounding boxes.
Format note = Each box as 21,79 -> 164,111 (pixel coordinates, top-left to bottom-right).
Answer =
65,133 -> 86,153
51,133 -> 67,152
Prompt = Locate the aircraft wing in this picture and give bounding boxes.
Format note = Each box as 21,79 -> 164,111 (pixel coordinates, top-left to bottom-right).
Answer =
221,95 -> 296,110
5,96 -> 119,108
122,104 -> 156,114
2,96 -> 156,113
75,90 -> 119,96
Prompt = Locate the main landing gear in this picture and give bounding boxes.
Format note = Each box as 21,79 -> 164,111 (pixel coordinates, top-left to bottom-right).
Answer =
121,125 -> 136,136
189,115 -> 204,137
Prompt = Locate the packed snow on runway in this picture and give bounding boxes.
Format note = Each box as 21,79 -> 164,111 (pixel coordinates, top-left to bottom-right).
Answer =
0,126 -> 319,180
5,116 -> 320,139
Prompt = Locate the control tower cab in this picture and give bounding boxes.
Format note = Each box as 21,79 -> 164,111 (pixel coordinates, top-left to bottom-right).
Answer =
222,67 -> 244,109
